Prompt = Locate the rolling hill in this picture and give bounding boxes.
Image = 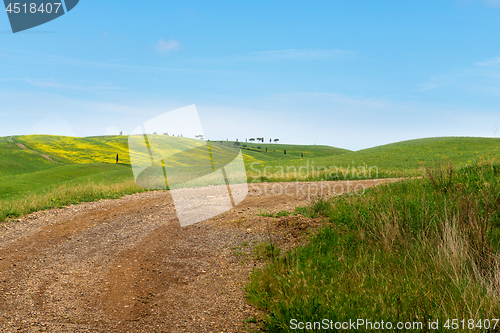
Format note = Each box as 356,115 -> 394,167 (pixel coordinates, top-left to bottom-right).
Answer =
1,134 -> 499,221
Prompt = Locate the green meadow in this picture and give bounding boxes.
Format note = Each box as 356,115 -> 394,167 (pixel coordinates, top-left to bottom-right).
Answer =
2,134 -> 500,332
246,161 -> 500,332
0,134 -> 499,222
0,136 -> 58,177
240,137 -> 500,181
0,136 -> 142,220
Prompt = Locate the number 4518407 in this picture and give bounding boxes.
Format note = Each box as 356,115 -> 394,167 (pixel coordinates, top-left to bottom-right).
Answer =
444,319 -> 498,330
6,3 -> 62,14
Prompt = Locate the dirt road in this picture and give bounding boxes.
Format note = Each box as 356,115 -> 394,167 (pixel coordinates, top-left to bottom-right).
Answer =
7,136 -> 61,164
0,179 -> 399,332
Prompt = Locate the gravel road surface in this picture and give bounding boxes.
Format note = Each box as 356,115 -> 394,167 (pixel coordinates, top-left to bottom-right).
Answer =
0,179 -> 399,332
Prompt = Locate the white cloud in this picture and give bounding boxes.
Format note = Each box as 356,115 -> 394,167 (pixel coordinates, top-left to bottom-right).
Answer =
461,0 -> 500,8
25,78 -> 122,91
192,49 -> 353,64
154,38 -> 181,54
274,92 -> 389,109
420,74 -> 459,91
483,0 -> 500,7
198,92 -> 500,150
474,56 -> 500,67
420,56 -> 500,93
238,49 -> 352,61
0,91 -> 189,138
2,89 -> 498,151
31,113 -> 76,137
104,126 -> 124,135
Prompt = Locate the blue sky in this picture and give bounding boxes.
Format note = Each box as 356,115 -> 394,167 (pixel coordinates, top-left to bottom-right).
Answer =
1,0 -> 500,150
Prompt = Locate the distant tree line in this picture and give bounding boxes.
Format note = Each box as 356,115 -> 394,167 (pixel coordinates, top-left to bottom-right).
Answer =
247,138 -> 279,143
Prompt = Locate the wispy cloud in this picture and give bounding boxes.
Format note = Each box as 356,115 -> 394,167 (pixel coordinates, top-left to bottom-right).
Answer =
420,74 -> 459,91
420,56 -> 500,93
0,49 -> 222,74
191,48 -> 353,65
483,0 -> 500,7
236,49 -> 352,62
474,56 -> 500,67
154,38 -> 181,54
275,92 -> 389,109
200,91 -> 500,150
31,113 -> 76,137
460,0 -> 500,8
104,126 -> 123,135
25,78 -> 123,91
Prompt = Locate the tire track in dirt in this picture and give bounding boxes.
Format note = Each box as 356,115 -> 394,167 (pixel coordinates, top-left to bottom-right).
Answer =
7,136 -> 62,164
0,178 -> 401,332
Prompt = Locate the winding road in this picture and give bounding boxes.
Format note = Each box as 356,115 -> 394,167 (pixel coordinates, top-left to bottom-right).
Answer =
0,179 -> 400,332
7,136 -> 61,164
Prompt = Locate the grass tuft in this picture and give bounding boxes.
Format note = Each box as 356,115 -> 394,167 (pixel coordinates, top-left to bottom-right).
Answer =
246,161 -> 500,332
0,180 -> 146,222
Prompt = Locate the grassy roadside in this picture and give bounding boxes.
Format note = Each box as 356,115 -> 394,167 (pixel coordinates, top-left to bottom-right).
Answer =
0,135 -> 357,223
0,163 -> 134,200
0,136 -> 147,222
246,160 -> 500,332
244,137 -> 500,182
0,179 -> 147,222
15,135 -> 500,183
0,136 -> 59,177
2,135 -> 499,224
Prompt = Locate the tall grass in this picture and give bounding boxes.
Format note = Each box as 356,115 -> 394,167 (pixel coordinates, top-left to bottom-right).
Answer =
246,161 -> 500,332
0,180 -> 147,222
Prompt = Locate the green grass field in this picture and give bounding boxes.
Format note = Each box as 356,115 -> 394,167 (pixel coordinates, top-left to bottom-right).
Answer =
2,134 -> 500,331
247,161 -> 500,332
0,136 -> 143,221
0,136 -> 59,177
1,134 -> 499,222
13,135 -> 500,178
315,136 -> 500,176
0,163 -> 133,200
241,137 -> 500,181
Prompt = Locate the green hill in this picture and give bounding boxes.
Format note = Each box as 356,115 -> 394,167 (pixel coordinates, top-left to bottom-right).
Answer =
14,135 -> 349,165
15,135 -> 131,164
313,136 -> 500,177
1,134 -> 499,221
240,137 -> 500,181
0,136 -> 59,177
